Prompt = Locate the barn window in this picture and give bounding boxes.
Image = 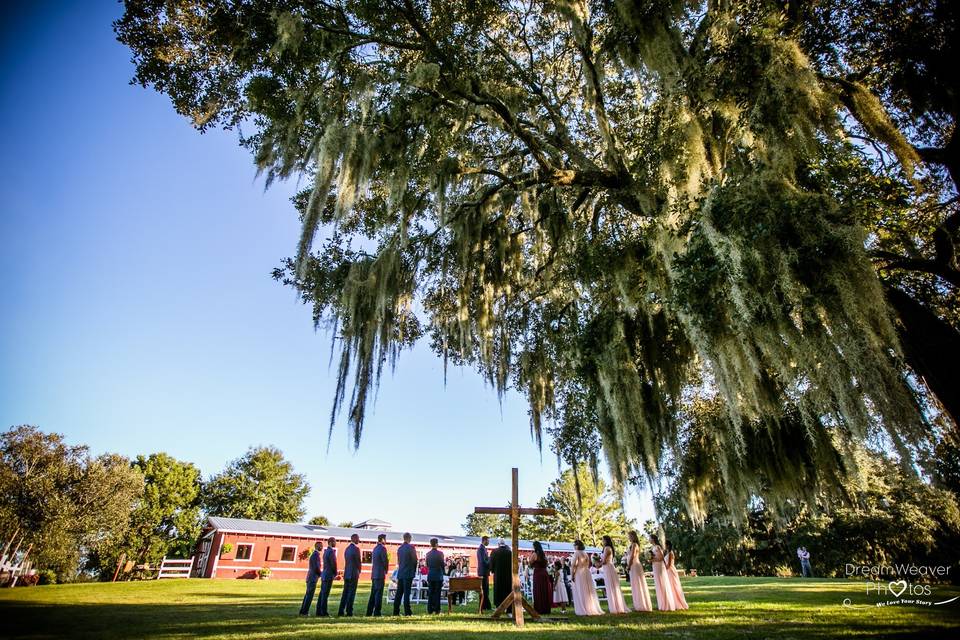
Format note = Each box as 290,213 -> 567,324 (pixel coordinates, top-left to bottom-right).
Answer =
235,544 -> 253,561
362,550 -> 373,564
280,546 -> 297,562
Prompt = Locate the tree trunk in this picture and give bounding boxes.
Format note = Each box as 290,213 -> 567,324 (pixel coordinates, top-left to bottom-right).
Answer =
885,285 -> 960,429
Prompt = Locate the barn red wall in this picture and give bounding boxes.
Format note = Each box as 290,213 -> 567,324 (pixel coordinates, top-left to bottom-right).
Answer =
207,532 -> 482,580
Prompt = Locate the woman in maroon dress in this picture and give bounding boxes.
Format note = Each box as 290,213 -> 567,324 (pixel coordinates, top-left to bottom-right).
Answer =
531,541 -> 552,614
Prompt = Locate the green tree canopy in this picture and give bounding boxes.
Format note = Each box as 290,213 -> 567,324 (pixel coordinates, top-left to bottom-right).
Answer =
201,446 -> 309,522
124,453 -> 202,563
308,514 -> 331,526
462,511 -> 512,539
463,468 -> 634,550
528,467 -> 635,551
0,426 -> 143,581
117,0 -> 958,518
657,445 -> 960,578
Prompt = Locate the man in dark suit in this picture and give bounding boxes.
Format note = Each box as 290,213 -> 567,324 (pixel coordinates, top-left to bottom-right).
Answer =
393,532 -> 418,616
425,538 -> 445,614
366,534 -> 389,616
317,536 -> 337,617
337,534 -> 361,616
476,535 -> 491,611
490,538 -> 513,614
299,540 -> 324,616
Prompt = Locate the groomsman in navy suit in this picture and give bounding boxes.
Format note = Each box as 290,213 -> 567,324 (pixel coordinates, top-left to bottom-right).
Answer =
366,534 -> 389,616
476,535 -> 491,611
425,538 -> 445,614
393,532 -> 418,616
317,537 -> 337,617
338,534 -> 362,616
299,540 -> 324,616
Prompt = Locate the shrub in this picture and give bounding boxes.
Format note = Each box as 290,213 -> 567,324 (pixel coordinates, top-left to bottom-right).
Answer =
37,569 -> 57,585
219,543 -> 233,556
775,565 -> 794,578
258,567 -> 272,579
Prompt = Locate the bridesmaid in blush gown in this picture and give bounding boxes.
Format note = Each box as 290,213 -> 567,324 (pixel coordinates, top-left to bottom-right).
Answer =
530,541 -> 552,615
626,530 -> 653,611
570,540 -> 603,616
649,534 -> 677,611
600,535 -> 628,614
665,541 -> 689,609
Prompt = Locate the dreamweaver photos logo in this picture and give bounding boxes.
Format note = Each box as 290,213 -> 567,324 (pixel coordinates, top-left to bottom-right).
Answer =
843,563 -> 958,608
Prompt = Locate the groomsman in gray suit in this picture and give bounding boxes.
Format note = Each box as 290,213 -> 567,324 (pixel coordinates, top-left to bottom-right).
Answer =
366,534 -> 389,616
299,540 -> 323,616
317,537 -> 337,617
393,532 -> 418,616
476,536 -> 491,611
425,538 -> 445,614
338,534 -> 362,616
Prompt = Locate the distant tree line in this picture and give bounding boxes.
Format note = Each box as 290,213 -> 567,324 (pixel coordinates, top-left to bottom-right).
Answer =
655,441 -> 960,582
462,467 -> 637,553
0,425 -> 317,583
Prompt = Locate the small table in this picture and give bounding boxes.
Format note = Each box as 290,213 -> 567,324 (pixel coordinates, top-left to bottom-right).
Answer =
447,576 -> 484,613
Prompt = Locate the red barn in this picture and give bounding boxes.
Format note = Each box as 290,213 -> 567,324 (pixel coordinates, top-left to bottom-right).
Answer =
193,516 -> 583,580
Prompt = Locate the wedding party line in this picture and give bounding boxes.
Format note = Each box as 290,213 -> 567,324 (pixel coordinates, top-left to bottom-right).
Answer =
299,530 -> 688,617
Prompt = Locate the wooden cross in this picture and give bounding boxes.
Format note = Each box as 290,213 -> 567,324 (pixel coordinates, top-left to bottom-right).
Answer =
474,467 -> 556,626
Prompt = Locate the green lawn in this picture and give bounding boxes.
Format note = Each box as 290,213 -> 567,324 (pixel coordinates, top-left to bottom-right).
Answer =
2,576 -> 958,639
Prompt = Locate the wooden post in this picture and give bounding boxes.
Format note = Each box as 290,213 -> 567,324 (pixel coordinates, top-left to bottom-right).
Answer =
112,552 -> 127,583
474,468 -> 557,627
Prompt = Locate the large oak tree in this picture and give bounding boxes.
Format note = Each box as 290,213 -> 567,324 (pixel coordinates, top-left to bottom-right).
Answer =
116,0 -> 957,518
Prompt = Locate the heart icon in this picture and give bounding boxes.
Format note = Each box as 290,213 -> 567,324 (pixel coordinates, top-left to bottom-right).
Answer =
889,580 -> 908,598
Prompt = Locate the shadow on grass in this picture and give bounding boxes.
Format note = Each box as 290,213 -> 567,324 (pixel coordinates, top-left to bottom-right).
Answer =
3,598 -> 958,640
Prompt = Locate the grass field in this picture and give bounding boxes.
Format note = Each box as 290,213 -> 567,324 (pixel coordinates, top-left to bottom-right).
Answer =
2,576 -> 958,639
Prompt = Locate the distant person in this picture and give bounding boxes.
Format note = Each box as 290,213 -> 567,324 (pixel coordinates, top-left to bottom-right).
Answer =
477,535 -> 491,611
393,532 -> 417,616
299,540 -> 324,616
454,559 -> 466,604
425,538 -> 445,614
664,541 -> 688,609
448,558 -> 464,605
562,557 -> 573,602
797,546 -> 813,577
366,534 -> 389,616
626,530 -> 652,612
337,534 -> 361,616
318,537 -> 338,617
530,541 -> 551,615
490,538 -> 513,614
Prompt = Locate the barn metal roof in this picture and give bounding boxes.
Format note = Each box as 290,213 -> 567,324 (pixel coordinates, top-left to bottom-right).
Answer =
205,516 -> 596,553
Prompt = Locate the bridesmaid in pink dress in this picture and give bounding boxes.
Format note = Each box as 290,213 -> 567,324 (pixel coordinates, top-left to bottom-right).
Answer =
649,534 -> 677,611
626,530 -> 652,611
600,535 -> 628,614
571,540 -> 604,616
665,541 -> 689,609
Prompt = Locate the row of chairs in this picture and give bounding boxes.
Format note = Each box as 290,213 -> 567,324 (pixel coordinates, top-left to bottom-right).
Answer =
387,576 -> 478,604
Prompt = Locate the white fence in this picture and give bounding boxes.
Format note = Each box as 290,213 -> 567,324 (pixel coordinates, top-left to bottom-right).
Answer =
157,556 -> 194,579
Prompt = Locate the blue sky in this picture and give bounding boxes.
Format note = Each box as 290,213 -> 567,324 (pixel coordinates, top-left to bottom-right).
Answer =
0,1 -> 654,534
